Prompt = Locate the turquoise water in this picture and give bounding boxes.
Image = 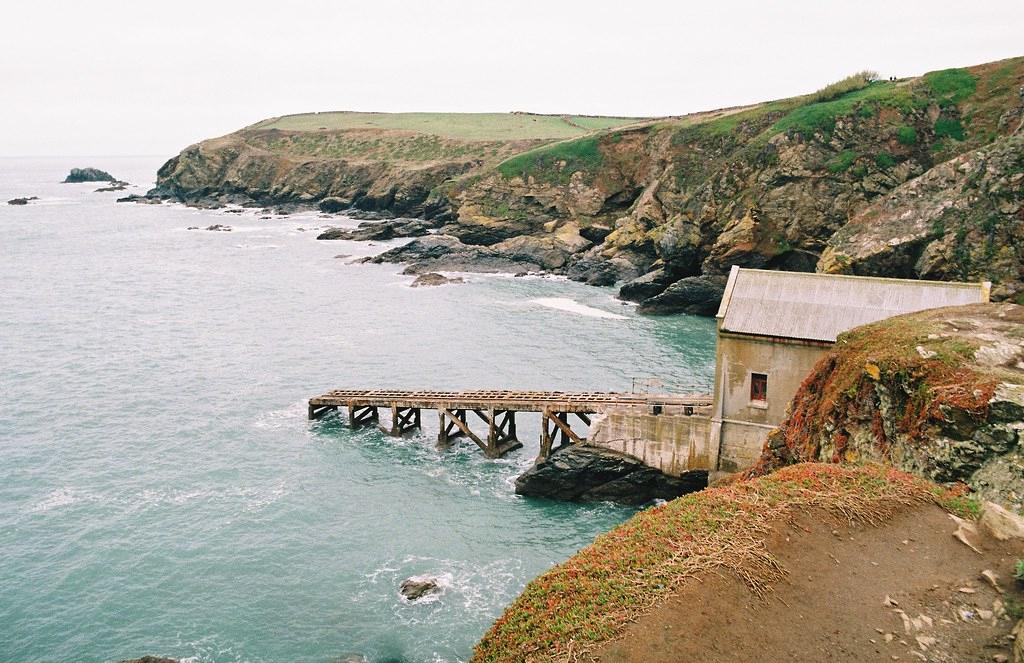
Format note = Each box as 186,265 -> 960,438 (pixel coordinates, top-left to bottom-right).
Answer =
0,157 -> 717,663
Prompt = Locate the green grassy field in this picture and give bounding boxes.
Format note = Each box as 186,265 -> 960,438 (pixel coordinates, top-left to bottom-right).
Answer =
250,112 -> 646,140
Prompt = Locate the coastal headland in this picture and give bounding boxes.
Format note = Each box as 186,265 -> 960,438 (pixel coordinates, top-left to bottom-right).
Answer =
146,56 -> 1024,315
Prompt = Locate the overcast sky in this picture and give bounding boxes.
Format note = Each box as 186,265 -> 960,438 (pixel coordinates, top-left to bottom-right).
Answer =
2,0 -> 1022,157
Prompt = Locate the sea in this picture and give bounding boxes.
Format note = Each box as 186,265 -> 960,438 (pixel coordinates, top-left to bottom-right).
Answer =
0,156 -> 717,663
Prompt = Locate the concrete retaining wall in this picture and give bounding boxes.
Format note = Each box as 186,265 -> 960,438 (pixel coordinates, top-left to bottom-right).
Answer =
588,405 -> 713,476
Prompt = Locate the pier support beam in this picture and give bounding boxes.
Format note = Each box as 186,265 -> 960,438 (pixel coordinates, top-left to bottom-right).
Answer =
437,408 -> 469,449
347,404 -> 379,429
383,406 -> 421,437
537,410 -> 588,461
474,408 -> 522,458
308,404 -> 338,420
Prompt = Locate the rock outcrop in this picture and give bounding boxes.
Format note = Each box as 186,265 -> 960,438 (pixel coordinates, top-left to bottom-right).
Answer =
752,303 -> 1024,508
819,134 -> 1024,302
63,167 -> 115,183
514,445 -> 707,505
7,196 -> 38,205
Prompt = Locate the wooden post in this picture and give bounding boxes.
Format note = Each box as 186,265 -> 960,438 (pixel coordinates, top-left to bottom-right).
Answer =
538,409 -> 553,461
437,410 -> 450,449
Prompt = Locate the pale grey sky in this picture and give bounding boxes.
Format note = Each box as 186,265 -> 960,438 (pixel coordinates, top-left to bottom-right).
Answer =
2,0 -> 1022,156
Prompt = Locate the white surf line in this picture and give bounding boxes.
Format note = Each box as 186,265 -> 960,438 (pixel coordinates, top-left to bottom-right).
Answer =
530,297 -> 628,320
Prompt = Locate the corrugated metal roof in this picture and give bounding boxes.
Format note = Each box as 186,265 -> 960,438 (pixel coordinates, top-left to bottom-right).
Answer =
717,267 -> 990,343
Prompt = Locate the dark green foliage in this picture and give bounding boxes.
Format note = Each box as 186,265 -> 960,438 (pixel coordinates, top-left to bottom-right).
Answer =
497,137 -> 603,183
934,118 -> 966,141
896,126 -> 918,145
924,68 -> 978,106
851,164 -> 868,178
827,150 -> 858,173
874,153 -> 896,169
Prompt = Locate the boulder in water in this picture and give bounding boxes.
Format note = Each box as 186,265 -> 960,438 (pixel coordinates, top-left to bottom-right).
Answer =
410,272 -> 463,287
7,196 -> 38,205
63,167 -> 116,183
400,576 -> 441,601
119,657 -> 178,663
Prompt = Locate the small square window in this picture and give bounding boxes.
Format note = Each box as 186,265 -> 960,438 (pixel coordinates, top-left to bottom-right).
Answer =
750,372 -> 768,402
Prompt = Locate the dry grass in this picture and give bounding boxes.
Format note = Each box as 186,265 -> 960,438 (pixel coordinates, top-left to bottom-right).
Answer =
472,463 -> 969,663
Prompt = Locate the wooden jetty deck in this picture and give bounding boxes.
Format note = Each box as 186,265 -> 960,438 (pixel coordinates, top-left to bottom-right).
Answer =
308,389 -> 711,460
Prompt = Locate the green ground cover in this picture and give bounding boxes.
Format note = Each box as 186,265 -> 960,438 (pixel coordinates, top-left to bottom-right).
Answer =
251,112 -> 643,141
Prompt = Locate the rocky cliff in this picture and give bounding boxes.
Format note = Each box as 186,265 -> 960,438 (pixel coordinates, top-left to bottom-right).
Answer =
150,58 -> 1024,309
752,303 -> 1024,508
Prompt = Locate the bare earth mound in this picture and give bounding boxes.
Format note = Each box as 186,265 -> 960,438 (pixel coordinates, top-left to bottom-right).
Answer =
600,504 -> 1024,662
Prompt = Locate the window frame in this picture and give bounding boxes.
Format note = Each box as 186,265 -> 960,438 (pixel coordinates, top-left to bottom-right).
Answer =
750,371 -> 768,405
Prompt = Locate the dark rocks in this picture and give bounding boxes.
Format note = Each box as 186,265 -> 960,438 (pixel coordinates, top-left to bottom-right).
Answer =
410,272 -> 463,287
7,196 -> 38,205
579,224 -> 613,244
204,224 -> 232,232
117,194 -> 162,204
364,235 -> 543,274
400,576 -> 441,601
119,657 -> 178,663
317,218 -> 437,241
637,275 -> 728,316
318,196 -> 352,213
514,445 -> 707,505
618,268 -> 678,302
63,167 -> 115,183
95,181 -> 130,192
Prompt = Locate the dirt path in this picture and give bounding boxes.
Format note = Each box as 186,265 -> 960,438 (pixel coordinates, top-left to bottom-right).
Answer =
598,504 -> 1024,662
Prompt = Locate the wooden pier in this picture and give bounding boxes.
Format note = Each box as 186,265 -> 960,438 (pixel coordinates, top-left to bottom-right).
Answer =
308,389 -> 711,460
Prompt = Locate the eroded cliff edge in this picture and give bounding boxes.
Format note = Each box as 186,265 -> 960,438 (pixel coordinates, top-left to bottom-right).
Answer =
149,57 -> 1024,310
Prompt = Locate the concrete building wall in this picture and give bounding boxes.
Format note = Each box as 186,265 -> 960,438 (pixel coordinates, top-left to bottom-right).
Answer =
711,331 -> 830,472
588,405 -> 713,476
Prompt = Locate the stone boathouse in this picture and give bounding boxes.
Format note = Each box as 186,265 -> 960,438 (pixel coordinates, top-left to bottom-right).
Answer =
591,266 -> 991,476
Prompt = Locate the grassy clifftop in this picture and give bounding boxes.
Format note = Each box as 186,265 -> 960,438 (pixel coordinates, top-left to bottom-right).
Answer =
249,111 -> 646,140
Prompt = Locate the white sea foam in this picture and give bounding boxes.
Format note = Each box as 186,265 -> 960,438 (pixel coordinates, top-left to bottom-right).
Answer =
30,487 -> 100,513
530,297 -> 627,320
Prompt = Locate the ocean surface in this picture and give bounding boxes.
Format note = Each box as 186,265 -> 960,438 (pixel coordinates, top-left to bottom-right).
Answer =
0,157 -> 716,663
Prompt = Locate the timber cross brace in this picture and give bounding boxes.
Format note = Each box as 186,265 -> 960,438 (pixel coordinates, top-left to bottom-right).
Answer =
307,388 -> 712,461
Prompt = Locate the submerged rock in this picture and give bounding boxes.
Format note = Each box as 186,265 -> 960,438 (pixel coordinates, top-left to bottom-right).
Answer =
7,196 -> 38,205
63,167 -> 115,183
514,445 -> 707,506
95,181 -> 130,192
410,272 -> 463,287
119,657 -> 178,663
637,275 -> 727,316
400,576 -> 441,601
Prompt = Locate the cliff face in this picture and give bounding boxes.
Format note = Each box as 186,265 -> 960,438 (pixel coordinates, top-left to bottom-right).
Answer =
151,58 -> 1024,307
447,57 -> 1024,305
752,303 -> 1024,508
819,134 -> 1024,301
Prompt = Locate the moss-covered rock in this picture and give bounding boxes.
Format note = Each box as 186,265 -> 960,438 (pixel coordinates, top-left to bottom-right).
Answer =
752,303 -> 1024,508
